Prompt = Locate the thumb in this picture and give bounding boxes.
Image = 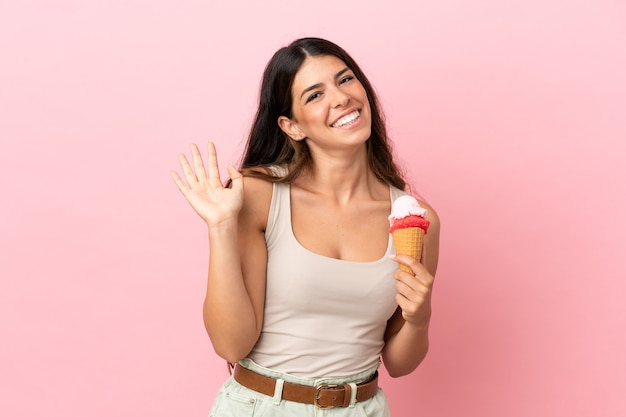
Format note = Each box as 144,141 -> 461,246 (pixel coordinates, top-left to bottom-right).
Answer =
227,162 -> 243,191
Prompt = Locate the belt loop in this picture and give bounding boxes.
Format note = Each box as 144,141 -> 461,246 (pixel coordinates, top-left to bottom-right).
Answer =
272,378 -> 284,405
348,382 -> 358,408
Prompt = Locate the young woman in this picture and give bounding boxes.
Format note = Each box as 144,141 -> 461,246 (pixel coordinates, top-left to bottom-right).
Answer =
171,37 -> 440,417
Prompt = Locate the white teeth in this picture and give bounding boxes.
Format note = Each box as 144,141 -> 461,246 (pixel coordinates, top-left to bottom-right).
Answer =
332,110 -> 360,127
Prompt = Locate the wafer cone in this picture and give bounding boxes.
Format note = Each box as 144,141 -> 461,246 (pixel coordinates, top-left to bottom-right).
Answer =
392,227 -> 425,274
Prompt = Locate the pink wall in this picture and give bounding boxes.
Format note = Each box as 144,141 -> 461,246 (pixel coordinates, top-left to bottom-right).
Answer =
2,1 -> 625,416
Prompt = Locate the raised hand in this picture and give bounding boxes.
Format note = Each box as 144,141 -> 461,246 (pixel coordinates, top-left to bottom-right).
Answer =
171,142 -> 243,228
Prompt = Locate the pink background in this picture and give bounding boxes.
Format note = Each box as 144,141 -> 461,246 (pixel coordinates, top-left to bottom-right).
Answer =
2,1 -> 625,416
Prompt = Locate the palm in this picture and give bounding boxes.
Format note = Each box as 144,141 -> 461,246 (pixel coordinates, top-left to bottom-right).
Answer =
171,142 -> 243,226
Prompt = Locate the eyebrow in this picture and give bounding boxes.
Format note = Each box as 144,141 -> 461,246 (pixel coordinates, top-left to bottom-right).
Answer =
299,67 -> 351,100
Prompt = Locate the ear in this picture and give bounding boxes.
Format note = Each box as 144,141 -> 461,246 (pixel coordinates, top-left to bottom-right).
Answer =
278,116 -> 305,141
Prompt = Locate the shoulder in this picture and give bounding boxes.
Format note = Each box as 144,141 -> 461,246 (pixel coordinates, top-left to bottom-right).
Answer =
418,199 -> 440,234
238,167 -> 275,231
418,199 -> 440,276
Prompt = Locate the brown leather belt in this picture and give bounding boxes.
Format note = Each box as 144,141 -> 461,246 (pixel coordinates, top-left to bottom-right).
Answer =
233,365 -> 378,409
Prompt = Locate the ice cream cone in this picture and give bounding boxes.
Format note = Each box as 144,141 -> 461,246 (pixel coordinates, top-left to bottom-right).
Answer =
388,195 -> 429,275
392,227 -> 424,274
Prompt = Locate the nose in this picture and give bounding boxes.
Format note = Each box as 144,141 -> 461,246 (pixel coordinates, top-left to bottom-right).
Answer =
330,87 -> 349,108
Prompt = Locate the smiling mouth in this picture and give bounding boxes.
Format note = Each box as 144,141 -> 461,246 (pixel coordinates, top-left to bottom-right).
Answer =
331,110 -> 360,128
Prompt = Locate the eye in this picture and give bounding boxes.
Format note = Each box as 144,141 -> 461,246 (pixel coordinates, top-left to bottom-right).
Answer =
339,75 -> 354,84
306,92 -> 322,103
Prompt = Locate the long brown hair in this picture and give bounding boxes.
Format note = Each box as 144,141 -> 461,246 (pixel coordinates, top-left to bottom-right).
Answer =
240,37 -> 406,190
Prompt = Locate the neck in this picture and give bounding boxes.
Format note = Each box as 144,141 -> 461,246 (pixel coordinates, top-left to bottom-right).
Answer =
294,146 -> 381,204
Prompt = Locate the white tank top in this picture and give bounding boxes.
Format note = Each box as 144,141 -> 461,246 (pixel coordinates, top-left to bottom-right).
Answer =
246,173 -> 405,377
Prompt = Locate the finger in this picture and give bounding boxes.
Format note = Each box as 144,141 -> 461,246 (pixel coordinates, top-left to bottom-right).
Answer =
170,171 -> 190,194
227,162 -> 243,191
394,279 -> 413,298
391,254 -> 431,284
178,153 -> 198,184
395,293 -> 421,317
390,254 -> 419,270
395,276 -> 427,300
408,266 -> 434,288
205,141 -> 223,188
395,285 -> 427,311
390,254 -> 420,282
190,143 -> 208,183
394,270 -> 432,295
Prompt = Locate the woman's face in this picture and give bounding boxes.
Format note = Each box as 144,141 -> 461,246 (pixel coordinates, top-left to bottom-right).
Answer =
279,55 -> 372,153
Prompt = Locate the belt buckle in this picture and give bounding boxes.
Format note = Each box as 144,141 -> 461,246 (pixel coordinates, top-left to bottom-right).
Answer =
314,384 -> 339,409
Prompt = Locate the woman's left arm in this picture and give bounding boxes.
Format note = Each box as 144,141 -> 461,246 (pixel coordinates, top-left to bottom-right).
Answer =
382,202 -> 440,377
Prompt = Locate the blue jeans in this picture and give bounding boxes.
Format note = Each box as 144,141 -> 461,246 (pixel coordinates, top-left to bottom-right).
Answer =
209,359 -> 391,417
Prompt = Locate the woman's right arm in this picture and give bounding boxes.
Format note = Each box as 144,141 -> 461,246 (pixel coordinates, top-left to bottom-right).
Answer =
204,173 -> 270,362
171,142 -> 270,363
